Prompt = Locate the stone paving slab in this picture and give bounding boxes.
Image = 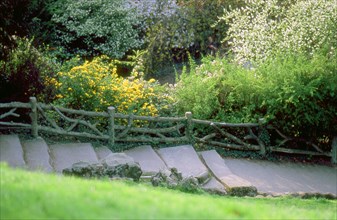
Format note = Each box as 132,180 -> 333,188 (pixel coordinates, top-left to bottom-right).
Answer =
49,143 -> 98,173
224,158 -> 337,196
125,145 -> 167,176
22,138 -> 53,172
200,150 -> 256,196
201,177 -> 227,195
157,145 -> 209,183
94,146 -> 113,160
0,135 -> 26,168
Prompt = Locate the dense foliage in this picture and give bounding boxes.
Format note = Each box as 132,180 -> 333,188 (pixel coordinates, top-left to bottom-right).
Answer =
1,0 -> 336,151
50,0 -> 143,59
0,37 -> 57,103
141,0 -> 244,75
0,0 -> 52,59
175,50 -> 337,146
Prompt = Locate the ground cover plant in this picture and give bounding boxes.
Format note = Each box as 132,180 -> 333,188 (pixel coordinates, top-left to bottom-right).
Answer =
1,164 -> 336,219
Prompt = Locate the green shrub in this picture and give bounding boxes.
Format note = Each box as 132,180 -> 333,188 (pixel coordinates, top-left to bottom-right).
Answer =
175,55 -> 261,122
0,37 -> 58,103
175,56 -> 222,120
174,50 -> 337,147
257,51 -> 337,140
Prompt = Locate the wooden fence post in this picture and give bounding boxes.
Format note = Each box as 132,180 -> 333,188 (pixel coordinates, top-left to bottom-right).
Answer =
185,112 -> 193,143
29,97 -> 38,138
258,118 -> 266,156
108,107 -> 115,148
332,136 -> 337,164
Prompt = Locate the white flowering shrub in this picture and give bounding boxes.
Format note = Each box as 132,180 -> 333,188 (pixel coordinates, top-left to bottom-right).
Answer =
279,0 -> 337,54
219,0 -> 337,64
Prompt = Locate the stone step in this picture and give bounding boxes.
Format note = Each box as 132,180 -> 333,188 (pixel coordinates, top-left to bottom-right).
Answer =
0,135 -> 26,168
201,177 -> 227,195
94,146 -> 113,160
124,145 -> 168,177
21,138 -> 53,172
200,150 -> 257,196
157,145 -> 209,184
49,143 -> 99,173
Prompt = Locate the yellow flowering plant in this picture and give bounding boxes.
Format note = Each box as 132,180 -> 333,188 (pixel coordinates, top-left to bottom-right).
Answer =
53,56 -> 173,117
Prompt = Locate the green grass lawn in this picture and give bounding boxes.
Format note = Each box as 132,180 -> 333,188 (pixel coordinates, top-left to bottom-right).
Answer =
1,163 -> 336,219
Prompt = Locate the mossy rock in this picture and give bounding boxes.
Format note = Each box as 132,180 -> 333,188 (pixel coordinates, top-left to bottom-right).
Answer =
227,186 -> 258,197
63,153 -> 142,181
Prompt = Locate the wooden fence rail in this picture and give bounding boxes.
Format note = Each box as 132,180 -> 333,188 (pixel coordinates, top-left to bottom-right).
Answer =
0,97 -> 335,163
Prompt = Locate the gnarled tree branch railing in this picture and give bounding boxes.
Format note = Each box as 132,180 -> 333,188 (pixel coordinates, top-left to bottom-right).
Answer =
0,97 -> 335,163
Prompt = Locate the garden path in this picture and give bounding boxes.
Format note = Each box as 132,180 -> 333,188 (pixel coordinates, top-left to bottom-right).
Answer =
0,134 -> 336,197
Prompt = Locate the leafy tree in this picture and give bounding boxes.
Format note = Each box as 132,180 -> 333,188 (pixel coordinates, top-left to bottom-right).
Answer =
132,0 -> 180,75
137,0 -> 245,75
0,0 -> 53,59
178,0 -> 245,56
50,0 -> 143,59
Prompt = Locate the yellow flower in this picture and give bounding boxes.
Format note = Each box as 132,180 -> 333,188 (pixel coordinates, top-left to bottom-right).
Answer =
149,78 -> 156,83
53,55 -> 174,120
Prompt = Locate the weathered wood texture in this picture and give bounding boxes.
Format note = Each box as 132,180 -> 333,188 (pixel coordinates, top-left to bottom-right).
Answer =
29,97 -> 38,138
0,97 -> 333,161
332,137 -> 337,164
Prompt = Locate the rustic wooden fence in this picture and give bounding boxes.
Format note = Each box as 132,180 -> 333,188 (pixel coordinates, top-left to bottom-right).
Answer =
0,97 -> 335,163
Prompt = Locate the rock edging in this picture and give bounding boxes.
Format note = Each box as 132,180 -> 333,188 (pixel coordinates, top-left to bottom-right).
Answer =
63,153 -> 142,181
